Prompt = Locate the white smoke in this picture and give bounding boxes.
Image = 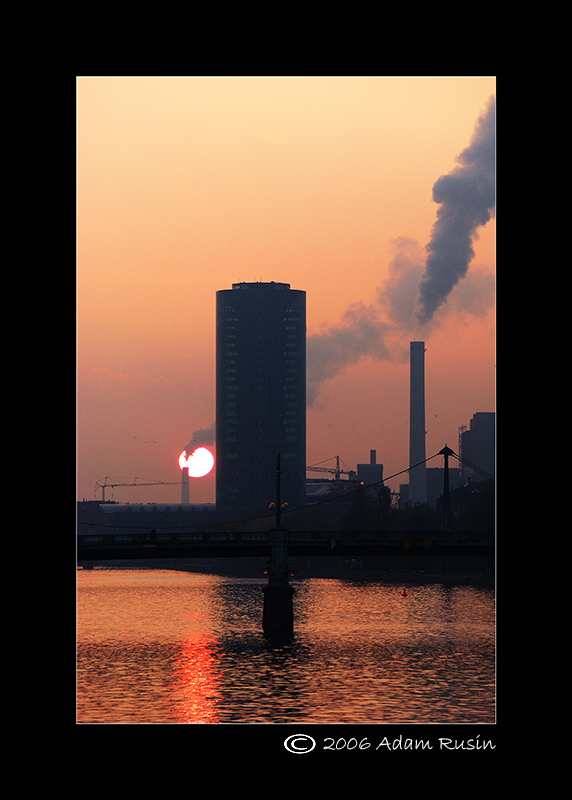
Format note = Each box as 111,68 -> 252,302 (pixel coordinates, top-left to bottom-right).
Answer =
306,302 -> 391,407
306,96 -> 495,407
184,421 -> 216,452
415,95 -> 495,325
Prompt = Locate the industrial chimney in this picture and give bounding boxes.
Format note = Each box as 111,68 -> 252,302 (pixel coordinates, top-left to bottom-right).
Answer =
181,465 -> 190,504
409,341 -> 427,505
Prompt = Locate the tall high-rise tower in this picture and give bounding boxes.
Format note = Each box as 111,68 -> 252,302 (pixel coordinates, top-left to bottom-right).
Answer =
216,282 -> 306,520
409,341 -> 427,505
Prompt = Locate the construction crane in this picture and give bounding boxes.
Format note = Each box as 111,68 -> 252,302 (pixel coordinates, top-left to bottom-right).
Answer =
95,477 -> 181,502
306,455 -> 356,481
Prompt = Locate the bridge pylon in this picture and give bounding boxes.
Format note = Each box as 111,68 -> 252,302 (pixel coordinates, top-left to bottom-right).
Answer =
438,444 -> 455,532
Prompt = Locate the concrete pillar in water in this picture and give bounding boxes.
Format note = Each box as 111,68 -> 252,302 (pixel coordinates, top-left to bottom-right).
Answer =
262,526 -> 294,638
262,455 -> 294,638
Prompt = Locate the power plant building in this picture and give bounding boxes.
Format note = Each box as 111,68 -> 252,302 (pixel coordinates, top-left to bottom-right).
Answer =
460,412 -> 495,483
216,282 -> 306,519
357,450 -> 383,486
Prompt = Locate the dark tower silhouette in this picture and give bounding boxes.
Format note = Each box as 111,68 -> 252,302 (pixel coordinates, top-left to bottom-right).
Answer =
216,282 -> 306,520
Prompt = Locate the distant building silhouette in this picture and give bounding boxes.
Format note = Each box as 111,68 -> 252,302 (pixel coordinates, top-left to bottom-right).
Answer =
460,412 -> 495,483
357,449 -> 383,486
216,282 -> 306,520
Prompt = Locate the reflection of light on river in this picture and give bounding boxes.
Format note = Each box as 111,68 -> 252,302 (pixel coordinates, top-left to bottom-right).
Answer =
170,631 -> 222,723
77,571 -> 494,724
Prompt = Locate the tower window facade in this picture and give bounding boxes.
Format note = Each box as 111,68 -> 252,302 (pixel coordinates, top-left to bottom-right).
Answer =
216,282 -> 306,520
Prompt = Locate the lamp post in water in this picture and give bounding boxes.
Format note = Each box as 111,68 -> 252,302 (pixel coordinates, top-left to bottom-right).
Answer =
262,454 -> 295,639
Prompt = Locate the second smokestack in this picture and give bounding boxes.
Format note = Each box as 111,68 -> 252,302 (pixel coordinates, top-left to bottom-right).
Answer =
181,467 -> 190,504
409,341 -> 427,505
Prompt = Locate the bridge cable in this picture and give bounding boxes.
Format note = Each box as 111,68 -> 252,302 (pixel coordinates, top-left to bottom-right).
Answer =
449,452 -> 495,482
79,451 -> 444,533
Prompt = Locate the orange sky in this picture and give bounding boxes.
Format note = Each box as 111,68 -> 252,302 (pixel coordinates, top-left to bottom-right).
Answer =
77,76 -> 495,504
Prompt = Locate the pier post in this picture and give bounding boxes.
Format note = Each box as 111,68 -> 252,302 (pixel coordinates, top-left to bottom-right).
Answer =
262,527 -> 294,637
262,455 -> 294,638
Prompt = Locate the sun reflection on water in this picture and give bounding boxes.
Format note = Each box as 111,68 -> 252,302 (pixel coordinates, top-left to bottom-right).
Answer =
169,631 -> 222,723
77,570 -> 495,724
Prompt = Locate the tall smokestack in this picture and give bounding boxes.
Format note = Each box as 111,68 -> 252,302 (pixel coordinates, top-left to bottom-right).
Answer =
409,341 -> 427,505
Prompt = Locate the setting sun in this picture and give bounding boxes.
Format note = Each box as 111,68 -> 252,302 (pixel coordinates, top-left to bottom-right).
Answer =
179,446 -> 214,478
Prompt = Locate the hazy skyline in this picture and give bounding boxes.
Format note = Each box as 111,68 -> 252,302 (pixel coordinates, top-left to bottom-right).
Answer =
77,76 -> 495,504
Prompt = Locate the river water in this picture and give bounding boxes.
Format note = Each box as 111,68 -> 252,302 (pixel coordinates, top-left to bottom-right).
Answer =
76,568 -> 495,725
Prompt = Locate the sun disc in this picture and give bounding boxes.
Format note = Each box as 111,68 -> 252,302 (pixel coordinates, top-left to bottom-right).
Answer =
186,446 -> 214,478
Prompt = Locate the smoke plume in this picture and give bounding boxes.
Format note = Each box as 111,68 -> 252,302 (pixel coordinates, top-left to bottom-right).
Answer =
306,96 -> 495,407
307,303 -> 391,406
185,421 -> 216,452
415,95 -> 495,325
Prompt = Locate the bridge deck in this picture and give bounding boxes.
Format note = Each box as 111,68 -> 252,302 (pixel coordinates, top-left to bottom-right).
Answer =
77,530 -> 494,561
